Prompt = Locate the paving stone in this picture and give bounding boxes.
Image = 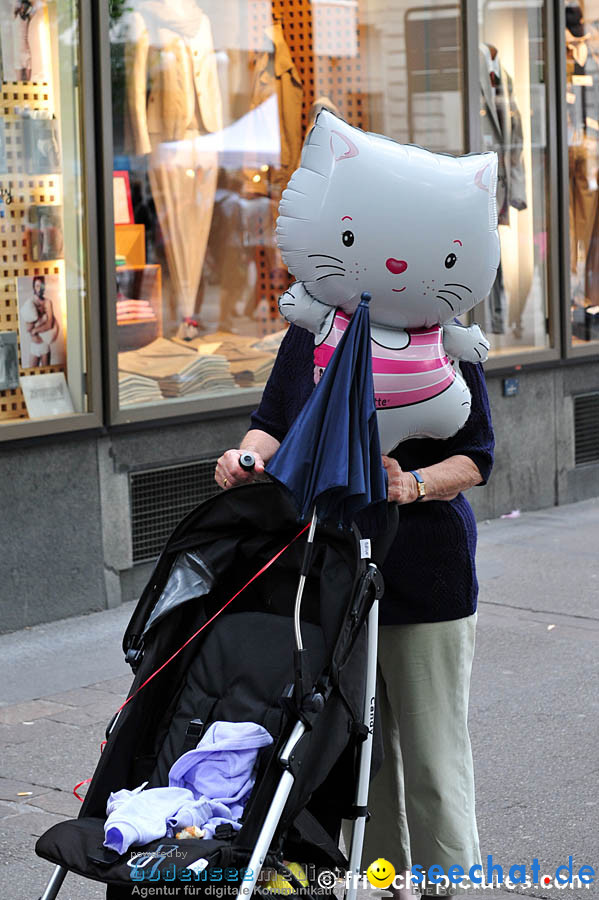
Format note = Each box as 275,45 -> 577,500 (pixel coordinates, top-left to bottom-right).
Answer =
4,850 -> 107,900
0,716 -> 77,747
92,674 -> 131,696
0,699 -> 70,725
3,808 -> 66,837
46,687 -> 124,708
47,703 -> 118,728
0,800 -> 21,819
25,789 -> 81,818
1,724 -> 102,793
0,777 -> 54,802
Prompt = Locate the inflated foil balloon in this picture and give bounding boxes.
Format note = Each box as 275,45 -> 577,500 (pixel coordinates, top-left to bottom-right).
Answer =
276,110 -> 500,453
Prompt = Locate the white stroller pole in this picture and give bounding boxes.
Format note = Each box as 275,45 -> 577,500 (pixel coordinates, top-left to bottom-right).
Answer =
293,508 -> 318,650
236,719 -> 306,900
345,584 -> 379,900
236,507 -> 321,900
236,507 -> 317,900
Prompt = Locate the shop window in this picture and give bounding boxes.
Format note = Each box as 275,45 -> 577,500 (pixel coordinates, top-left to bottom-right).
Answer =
478,0 -> 551,357
107,0 -> 464,414
0,0 -> 96,435
566,1 -> 599,346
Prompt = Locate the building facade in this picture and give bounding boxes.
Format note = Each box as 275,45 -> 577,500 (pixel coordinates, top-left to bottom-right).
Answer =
0,0 -> 597,631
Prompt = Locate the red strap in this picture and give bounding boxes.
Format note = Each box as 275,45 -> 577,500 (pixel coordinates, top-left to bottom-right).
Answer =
115,523 -> 310,717
73,779 -> 91,801
73,742 -> 107,801
72,524 -> 309,801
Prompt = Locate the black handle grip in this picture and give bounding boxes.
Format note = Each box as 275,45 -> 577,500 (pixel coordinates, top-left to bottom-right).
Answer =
239,451 -> 256,471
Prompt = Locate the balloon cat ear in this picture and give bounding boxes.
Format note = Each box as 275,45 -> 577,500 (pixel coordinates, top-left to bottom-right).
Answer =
486,153 -> 499,231
329,129 -> 359,162
300,110 -> 361,178
472,153 -> 498,231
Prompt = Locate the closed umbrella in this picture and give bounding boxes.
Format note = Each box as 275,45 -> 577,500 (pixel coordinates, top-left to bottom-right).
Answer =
266,291 -> 387,669
267,291 -> 386,526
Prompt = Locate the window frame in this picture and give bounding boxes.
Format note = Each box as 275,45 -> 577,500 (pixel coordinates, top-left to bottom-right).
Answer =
555,0 -> 599,360
0,0 -> 104,443
468,0 -> 563,371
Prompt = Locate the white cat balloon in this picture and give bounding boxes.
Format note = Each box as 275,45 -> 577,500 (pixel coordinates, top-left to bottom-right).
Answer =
276,111 -> 500,453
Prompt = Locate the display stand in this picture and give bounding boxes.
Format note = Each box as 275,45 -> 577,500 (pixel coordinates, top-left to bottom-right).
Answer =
0,81 -> 64,422
116,264 -> 163,352
245,1 -> 370,336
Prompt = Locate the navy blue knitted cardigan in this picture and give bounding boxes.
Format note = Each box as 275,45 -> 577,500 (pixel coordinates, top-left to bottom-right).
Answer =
250,325 -> 495,625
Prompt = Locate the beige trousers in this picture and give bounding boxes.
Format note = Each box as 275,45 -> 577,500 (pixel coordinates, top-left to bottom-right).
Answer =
352,614 -> 481,884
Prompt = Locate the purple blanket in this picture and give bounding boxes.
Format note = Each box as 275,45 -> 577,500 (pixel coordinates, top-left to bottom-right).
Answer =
104,721 -> 273,854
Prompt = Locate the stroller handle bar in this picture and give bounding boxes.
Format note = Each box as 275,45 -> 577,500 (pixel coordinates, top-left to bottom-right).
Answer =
239,452 -> 256,471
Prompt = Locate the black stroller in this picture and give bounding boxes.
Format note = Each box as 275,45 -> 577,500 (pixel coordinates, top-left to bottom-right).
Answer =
36,481 -> 392,899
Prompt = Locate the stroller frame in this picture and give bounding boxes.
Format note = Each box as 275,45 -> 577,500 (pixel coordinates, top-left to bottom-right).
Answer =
37,485 -> 386,900
39,596 -> 380,900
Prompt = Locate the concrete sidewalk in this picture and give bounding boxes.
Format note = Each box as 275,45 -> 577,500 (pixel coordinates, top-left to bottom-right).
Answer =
1,499 -> 598,899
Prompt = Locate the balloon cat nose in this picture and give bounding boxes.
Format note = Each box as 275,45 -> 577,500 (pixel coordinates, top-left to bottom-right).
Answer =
386,258 -> 408,274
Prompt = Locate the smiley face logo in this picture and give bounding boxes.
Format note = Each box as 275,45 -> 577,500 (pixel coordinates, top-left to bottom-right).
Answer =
366,858 -> 396,889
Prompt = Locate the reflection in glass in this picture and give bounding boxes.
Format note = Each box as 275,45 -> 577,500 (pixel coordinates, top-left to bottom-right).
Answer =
479,0 -> 550,356
109,0 -> 466,409
566,1 -> 599,343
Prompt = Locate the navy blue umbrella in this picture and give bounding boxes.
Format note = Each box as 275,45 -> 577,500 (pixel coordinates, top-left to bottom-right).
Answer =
267,292 -> 387,526
266,291 -> 388,689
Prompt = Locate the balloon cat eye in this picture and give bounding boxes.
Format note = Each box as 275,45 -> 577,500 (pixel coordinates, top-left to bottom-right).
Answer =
342,230 -> 355,247
444,253 -> 457,268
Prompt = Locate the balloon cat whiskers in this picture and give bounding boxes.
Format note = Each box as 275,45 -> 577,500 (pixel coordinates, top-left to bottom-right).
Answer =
276,111 -> 500,452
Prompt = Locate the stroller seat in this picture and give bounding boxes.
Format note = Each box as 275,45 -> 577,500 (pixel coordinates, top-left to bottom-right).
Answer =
146,610 -> 328,786
37,610 -> 328,886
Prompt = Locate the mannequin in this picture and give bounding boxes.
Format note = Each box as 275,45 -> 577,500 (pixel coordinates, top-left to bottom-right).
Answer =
241,20 -> 303,203
124,0 -> 223,323
0,0 -> 48,82
218,20 -> 302,332
565,2 -> 598,289
479,43 -> 527,336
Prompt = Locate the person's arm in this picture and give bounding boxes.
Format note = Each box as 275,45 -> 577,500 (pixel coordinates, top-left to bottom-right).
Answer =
30,314 -> 48,335
383,454 -> 482,504
27,320 -> 42,342
215,429 -> 281,489
44,299 -> 55,329
215,325 -> 314,490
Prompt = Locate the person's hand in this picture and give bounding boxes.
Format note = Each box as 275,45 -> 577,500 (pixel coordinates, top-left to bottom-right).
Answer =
215,449 -> 266,490
382,456 -> 418,505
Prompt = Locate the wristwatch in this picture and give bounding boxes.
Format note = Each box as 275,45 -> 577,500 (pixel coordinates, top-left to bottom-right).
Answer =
409,469 -> 426,501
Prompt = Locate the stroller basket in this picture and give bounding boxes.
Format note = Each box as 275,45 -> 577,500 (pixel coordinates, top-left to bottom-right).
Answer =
36,482 -> 385,898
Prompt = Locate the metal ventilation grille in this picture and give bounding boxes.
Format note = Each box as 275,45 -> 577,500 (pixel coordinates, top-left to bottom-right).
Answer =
574,393 -> 599,465
130,458 -> 220,563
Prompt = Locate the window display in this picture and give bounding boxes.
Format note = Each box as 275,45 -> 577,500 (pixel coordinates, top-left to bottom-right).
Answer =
0,0 -> 93,429
478,0 -> 551,356
108,0 -> 465,411
566,1 -> 599,345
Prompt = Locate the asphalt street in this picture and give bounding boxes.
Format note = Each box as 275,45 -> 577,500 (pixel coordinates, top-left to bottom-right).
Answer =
1,498 -> 597,900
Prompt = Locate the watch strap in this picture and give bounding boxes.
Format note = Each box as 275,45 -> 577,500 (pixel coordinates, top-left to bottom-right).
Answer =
409,469 -> 426,501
